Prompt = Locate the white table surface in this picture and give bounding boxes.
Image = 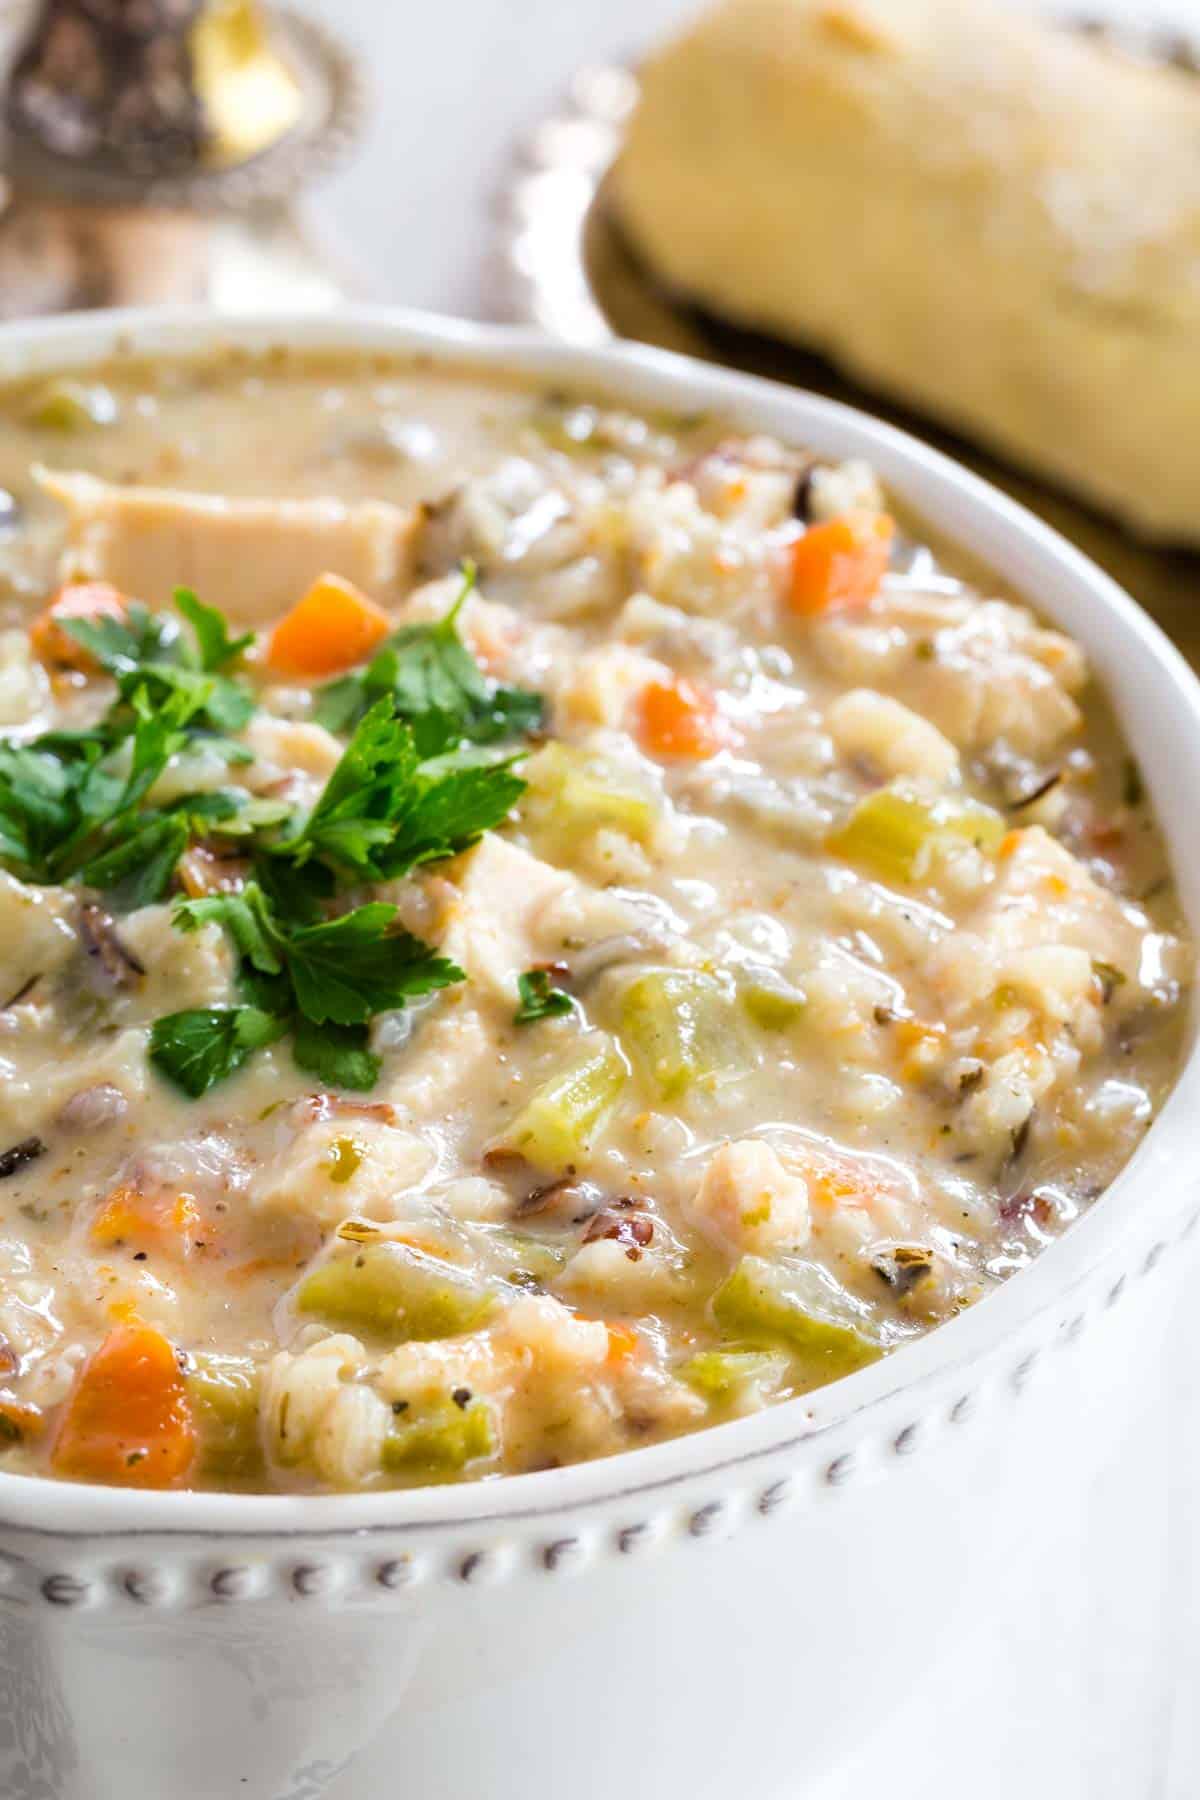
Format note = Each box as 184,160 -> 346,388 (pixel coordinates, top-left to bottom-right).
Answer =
296,4 -> 1200,1796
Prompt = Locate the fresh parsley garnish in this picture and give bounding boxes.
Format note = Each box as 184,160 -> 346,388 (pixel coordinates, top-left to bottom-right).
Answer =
63,584 -> 256,734
0,589 -> 259,902
148,1006 -> 286,1100
269,699 -> 526,886
172,587 -> 255,672
149,667 -> 525,1094
151,881 -> 464,1096
4,567 -> 547,1098
313,563 -> 544,755
514,969 -> 574,1025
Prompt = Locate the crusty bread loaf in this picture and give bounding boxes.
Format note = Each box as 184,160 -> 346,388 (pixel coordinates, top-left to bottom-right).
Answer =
613,0 -> 1200,544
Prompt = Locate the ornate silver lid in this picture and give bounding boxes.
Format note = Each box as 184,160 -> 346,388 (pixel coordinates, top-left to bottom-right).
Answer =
4,1 -> 364,210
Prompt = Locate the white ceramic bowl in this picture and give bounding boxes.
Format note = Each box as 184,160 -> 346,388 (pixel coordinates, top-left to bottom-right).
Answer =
0,308 -> 1197,1800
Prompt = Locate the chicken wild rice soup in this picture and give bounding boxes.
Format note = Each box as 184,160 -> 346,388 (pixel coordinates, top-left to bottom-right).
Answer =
0,351 -> 1188,1492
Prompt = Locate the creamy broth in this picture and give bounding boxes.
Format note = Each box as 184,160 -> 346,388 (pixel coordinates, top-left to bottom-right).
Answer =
0,350 -> 1188,1491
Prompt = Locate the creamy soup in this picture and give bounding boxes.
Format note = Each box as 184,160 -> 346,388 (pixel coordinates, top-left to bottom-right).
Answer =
0,351 -> 1188,1492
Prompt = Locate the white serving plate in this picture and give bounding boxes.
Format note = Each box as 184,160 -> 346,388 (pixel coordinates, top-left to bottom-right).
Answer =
0,307 -> 1196,1800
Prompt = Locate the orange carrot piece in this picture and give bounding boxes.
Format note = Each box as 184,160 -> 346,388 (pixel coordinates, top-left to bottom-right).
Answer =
51,1324 -> 196,1489
605,1322 -> 642,1368
267,573 -> 391,677
636,675 -> 729,761
788,511 -> 894,617
29,581 -> 129,670
89,1186 -> 201,1254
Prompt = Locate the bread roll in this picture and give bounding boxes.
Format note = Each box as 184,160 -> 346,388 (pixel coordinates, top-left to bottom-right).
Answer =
613,0 -> 1200,544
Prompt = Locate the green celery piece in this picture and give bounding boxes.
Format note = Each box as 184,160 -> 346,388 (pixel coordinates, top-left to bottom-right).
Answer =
381,1396 -> 494,1476
26,378 -> 117,431
522,742 -> 655,850
487,1230 -> 568,1283
491,1035 -> 627,1169
712,1256 -> 884,1380
679,1345 -> 790,1399
619,968 -> 752,1101
826,787 -> 1005,886
297,1242 -> 497,1341
738,969 -> 807,1032
186,1352 -> 263,1482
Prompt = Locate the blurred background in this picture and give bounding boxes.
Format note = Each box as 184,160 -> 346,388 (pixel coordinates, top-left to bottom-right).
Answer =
305,0 -> 1200,312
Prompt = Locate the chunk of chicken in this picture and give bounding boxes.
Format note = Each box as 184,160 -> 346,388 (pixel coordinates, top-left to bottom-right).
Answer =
0,870 -> 78,1003
436,835 -> 647,1010
826,688 -> 959,785
36,468 -> 418,624
817,590 -> 1086,757
689,1139 -> 811,1256
930,826 -> 1153,1034
437,836 -> 574,1007
251,1115 -> 436,1228
378,997 -> 499,1121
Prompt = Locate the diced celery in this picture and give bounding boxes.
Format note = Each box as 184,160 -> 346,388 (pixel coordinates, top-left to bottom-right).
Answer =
522,742 -> 656,851
679,1345 -> 789,1399
297,1242 -> 497,1341
491,1035 -> 627,1170
26,378 -> 118,432
529,402 -> 600,454
827,787 -> 1006,885
712,1256 -> 883,1379
327,1135 -> 363,1185
618,967 -> 752,1100
487,1230 -> 568,1283
738,969 -> 807,1031
382,1396 -> 494,1476
187,1352 -> 263,1482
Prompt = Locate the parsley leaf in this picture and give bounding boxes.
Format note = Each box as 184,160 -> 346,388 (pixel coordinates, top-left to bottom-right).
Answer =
62,590 -> 256,734
148,1006 -> 285,1099
172,587 -> 254,672
374,746 -> 526,878
291,1017 -> 381,1092
1,591 -> 258,901
514,969 -> 574,1025
61,602 -> 180,672
174,883 -> 283,975
0,741 -> 84,876
156,880 -> 464,1095
313,564 -> 544,755
286,905 -> 463,1026
272,701 -> 522,885
77,813 -> 190,909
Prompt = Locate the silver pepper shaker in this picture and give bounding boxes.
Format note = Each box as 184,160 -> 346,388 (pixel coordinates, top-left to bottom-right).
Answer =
0,0 -> 368,317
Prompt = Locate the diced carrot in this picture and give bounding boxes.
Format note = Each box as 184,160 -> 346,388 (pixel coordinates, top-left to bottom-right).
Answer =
225,1255 -> 306,1286
89,1185 -> 202,1255
267,572 -> 391,677
51,1324 -> 196,1489
29,581 -> 129,670
636,675 -> 730,761
787,511 -> 894,617
605,1322 -> 641,1368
